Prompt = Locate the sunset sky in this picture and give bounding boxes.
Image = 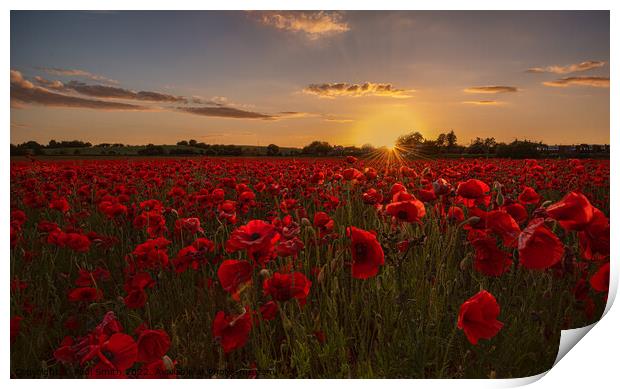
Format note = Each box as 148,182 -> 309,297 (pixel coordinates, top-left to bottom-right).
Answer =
10,11 -> 610,147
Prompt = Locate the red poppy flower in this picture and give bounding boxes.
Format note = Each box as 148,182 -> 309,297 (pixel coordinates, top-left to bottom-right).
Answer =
174,217 -> 203,235
263,272 -> 312,306
225,220 -> 280,258
124,288 -> 148,309
457,290 -> 503,345
86,333 -> 138,378
471,237 -> 512,276
546,192 -> 595,231
518,218 -> 564,269
212,309 -> 252,354
68,287 -> 103,302
276,237 -> 305,258
259,301 -> 279,321
447,206 -> 465,223
347,226 -> 385,279
590,262 -> 610,293
137,329 -> 171,363
518,186 -> 540,205
485,210 -> 521,247
578,208 -> 610,260
217,259 -> 253,299
131,237 -> 171,269
362,188 -> 383,205
385,200 -> 426,223
417,188 -> 437,202
49,198 -> 70,213
456,179 -> 490,200
501,201 -> 528,224
313,212 -> 335,236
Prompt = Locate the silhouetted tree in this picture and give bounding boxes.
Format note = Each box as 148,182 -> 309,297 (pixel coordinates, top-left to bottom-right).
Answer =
267,144 -> 280,156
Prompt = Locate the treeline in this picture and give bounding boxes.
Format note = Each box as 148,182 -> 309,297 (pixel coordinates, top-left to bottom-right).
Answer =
11,134 -> 609,159
395,131 -> 609,159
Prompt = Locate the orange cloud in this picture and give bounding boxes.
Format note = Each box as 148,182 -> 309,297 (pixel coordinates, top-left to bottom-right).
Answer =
463,86 -> 518,94
253,11 -> 350,40
303,82 -> 414,98
462,100 -> 504,106
543,76 -> 609,88
527,60 -> 605,74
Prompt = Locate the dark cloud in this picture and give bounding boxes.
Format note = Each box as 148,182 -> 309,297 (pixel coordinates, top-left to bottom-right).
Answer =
463,86 -> 518,94
303,82 -> 414,98
15,69 -> 301,120
64,81 -> 187,103
11,70 -> 146,111
543,76 -> 609,88
177,106 -> 275,119
527,61 -> 606,74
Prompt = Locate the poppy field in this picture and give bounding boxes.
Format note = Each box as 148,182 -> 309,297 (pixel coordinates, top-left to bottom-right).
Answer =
9,156 -> 610,378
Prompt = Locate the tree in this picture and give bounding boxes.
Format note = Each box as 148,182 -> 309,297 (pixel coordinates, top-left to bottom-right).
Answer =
467,137 -> 486,154
436,133 -> 447,148
361,143 -> 375,154
396,131 -> 425,149
483,137 -> 497,154
446,130 -> 457,148
302,141 -> 333,156
496,139 -> 542,159
188,139 -> 197,146
177,140 -> 189,146
266,144 -> 280,156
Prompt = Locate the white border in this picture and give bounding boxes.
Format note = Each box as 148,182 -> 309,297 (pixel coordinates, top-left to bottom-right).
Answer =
4,2 -> 618,388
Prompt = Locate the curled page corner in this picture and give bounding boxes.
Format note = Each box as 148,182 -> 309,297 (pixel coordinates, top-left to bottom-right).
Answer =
554,323 -> 597,366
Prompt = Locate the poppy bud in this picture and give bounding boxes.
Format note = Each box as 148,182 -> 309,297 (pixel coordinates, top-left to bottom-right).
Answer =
459,256 -> 470,272
317,265 -> 326,285
259,268 -> 271,278
301,217 -> 311,226
459,216 -> 480,229
496,192 -> 504,207
163,355 -> 174,370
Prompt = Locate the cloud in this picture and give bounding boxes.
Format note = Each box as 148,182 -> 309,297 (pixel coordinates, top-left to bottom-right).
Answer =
325,118 -> 354,123
177,106 -> 275,120
10,122 -> 30,129
37,67 -> 118,84
33,76 -> 65,90
463,86 -> 518,94
15,69 -> 302,120
253,11 -> 350,40
542,76 -> 610,88
462,100 -> 504,106
303,82 -> 414,98
323,115 -> 354,123
63,81 -> 187,103
11,70 -> 146,111
526,60 -> 606,74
